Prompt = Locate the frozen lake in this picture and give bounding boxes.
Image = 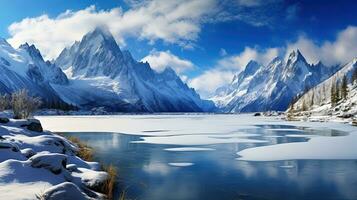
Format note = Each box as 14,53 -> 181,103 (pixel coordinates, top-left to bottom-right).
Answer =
38,114 -> 357,200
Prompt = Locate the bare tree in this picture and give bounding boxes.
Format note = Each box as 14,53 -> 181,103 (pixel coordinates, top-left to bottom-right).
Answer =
11,89 -> 42,119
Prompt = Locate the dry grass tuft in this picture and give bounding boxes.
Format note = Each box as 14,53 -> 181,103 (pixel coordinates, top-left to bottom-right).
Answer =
67,136 -> 94,161
101,164 -> 117,200
64,135 -> 117,199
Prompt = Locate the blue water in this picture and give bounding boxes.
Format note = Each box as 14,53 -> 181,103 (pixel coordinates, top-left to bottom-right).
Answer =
63,125 -> 357,200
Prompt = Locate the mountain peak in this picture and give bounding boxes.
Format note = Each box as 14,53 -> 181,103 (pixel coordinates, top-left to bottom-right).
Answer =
19,43 -> 44,62
83,26 -> 116,43
287,49 -> 307,65
243,60 -> 260,75
56,27 -> 125,78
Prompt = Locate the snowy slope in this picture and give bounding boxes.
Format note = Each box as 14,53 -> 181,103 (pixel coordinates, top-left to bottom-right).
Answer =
290,58 -> 357,118
212,50 -> 338,113
0,38 -> 67,103
55,27 -> 214,112
0,116 -> 107,200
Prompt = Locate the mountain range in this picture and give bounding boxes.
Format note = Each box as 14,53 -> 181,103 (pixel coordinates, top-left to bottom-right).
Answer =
211,50 -> 340,112
0,28 -> 214,112
0,27 -> 355,113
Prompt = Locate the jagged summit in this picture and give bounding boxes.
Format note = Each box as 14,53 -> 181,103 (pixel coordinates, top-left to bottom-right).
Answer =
81,26 -> 120,50
286,49 -> 308,66
53,27 -> 215,112
0,38 -> 68,105
211,49 -> 339,112
243,60 -> 260,75
55,26 -> 125,78
19,43 -> 45,62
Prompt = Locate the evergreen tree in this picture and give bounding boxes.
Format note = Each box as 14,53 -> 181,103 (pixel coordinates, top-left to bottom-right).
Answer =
341,75 -> 348,99
330,82 -> 336,106
335,81 -> 340,101
322,84 -> 326,102
352,68 -> 357,84
302,99 -> 307,111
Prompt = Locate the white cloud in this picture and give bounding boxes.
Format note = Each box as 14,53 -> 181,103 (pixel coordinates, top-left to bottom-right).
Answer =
188,69 -> 234,98
189,46 -> 279,97
190,26 -> 357,97
217,47 -> 280,71
141,50 -> 194,74
285,26 -> 357,65
7,0 -> 218,59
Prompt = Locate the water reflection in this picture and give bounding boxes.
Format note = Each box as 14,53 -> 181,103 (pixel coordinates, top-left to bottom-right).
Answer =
63,125 -> 356,200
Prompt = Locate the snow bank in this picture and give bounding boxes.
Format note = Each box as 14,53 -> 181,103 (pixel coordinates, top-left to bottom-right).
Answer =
168,162 -> 194,167
0,117 -> 108,200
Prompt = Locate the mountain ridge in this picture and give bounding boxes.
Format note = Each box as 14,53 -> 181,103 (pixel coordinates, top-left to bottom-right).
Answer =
211,49 -> 340,113
53,27 -> 215,112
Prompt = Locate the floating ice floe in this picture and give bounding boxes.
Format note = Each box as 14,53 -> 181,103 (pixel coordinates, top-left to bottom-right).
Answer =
132,134 -> 268,146
164,147 -> 215,152
168,162 -> 194,167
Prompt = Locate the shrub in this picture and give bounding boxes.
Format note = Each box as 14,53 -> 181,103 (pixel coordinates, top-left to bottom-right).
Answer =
11,89 -> 42,119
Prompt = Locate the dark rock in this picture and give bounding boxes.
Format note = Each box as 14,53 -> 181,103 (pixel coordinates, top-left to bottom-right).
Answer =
253,112 -> 261,116
20,119 -> 43,132
338,113 -> 353,119
352,120 -> 357,126
0,117 -> 9,124
21,148 -> 36,158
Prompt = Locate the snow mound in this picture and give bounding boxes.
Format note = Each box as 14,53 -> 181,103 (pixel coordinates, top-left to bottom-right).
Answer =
0,117 -> 109,199
40,182 -> 92,200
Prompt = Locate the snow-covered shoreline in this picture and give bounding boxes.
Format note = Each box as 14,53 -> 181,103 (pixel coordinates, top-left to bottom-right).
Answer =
0,116 -> 109,200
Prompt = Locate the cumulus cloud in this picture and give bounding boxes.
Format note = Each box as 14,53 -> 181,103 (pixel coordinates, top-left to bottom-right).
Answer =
7,0 -> 218,59
190,26 -> 357,97
188,69 -> 234,98
285,26 -> 357,65
188,47 -> 279,96
6,0 -> 297,60
141,50 -> 194,74
217,47 -> 280,71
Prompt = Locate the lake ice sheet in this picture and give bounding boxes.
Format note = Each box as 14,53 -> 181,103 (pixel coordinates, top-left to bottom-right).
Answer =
37,114 -> 357,161
39,114 -> 357,200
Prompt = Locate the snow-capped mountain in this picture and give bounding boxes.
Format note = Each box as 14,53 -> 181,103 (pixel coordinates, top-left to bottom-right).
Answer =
0,38 -> 67,104
54,27 -> 214,112
290,58 -> 357,118
212,50 -> 339,112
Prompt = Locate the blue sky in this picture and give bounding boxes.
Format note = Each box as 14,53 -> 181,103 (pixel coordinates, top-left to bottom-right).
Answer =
1,0 -> 357,96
